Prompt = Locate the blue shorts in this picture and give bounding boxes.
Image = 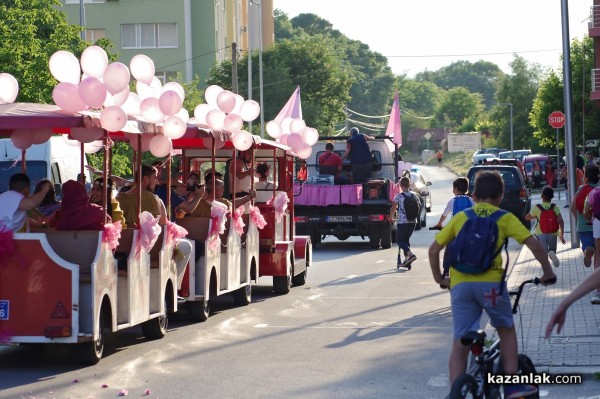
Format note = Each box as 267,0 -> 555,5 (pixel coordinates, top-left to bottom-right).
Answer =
580,231 -> 595,253
450,282 -> 514,340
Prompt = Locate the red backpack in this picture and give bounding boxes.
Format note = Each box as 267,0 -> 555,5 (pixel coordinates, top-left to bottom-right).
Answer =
537,204 -> 559,234
575,184 -> 594,214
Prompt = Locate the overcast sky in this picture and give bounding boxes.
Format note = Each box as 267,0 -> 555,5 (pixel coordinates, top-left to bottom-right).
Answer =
273,0 -> 592,77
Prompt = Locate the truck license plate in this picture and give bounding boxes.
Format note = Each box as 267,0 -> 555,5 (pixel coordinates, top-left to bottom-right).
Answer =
0,300 -> 8,320
327,216 -> 352,222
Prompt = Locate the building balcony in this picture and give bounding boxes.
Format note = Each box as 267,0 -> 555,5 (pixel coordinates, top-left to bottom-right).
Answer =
589,5 -> 600,37
591,69 -> 600,100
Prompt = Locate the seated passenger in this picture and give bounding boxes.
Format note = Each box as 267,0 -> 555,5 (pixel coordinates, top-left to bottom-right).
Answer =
35,179 -> 61,217
117,164 -> 167,228
318,143 -> 347,184
254,163 -> 275,190
228,150 -> 255,198
296,160 -> 308,182
55,180 -> 108,231
0,173 -> 53,232
190,178 -> 255,218
89,177 -> 126,225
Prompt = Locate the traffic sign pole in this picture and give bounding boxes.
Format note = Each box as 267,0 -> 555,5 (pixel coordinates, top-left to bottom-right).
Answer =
556,127 -> 561,200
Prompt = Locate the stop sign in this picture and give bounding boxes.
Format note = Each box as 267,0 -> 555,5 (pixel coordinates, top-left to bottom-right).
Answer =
548,111 -> 565,129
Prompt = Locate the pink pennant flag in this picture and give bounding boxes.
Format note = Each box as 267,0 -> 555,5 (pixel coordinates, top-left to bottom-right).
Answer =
386,90 -> 402,147
274,86 -> 303,123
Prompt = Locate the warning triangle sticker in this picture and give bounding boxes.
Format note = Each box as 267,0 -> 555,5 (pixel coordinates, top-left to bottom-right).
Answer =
50,301 -> 70,319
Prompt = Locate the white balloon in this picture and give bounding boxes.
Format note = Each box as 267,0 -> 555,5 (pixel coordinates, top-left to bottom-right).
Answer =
136,77 -> 162,100
103,62 -> 130,94
149,135 -> 172,157
140,97 -> 165,124
204,85 -> 223,107
223,113 -> 243,134
232,94 -> 244,115
296,143 -> 313,160
280,116 -> 294,134
52,82 -> 86,113
162,82 -> 185,102
121,92 -> 141,116
232,130 -> 253,151
206,109 -> 226,131
217,90 -> 236,113
130,54 -> 155,85
290,118 -> 306,134
162,115 -> 187,140
80,46 -> 109,79
304,127 -> 319,146
239,99 -> 260,122
175,107 -> 189,123
111,86 -> 130,107
49,50 -> 81,85
266,120 -> 282,139
84,140 -> 104,154
0,73 -> 19,104
193,104 -> 212,126
158,90 -> 183,117
100,106 -> 128,132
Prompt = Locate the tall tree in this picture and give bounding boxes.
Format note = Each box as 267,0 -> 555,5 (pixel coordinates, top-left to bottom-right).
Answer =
435,87 -> 484,131
0,0 -> 88,103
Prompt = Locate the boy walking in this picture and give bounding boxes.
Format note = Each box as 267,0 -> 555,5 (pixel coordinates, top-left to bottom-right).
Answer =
525,186 -> 566,268
428,171 -> 556,399
432,177 -> 475,229
571,164 -> 600,270
388,176 -> 419,270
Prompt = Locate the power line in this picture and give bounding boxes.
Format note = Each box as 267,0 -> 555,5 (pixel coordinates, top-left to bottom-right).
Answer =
383,48 -> 561,59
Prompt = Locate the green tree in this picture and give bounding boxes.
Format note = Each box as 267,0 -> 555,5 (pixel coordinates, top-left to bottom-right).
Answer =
435,87 -> 484,130
0,0 -> 89,103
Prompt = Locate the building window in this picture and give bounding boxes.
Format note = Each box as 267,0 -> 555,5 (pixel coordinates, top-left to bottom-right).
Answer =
121,23 -> 178,49
85,29 -> 106,43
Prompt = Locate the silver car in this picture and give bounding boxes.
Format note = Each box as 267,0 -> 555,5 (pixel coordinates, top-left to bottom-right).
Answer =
409,168 -> 432,230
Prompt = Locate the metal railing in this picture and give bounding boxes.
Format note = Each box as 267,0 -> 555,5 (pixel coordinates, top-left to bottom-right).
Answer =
592,69 -> 600,93
590,5 -> 600,29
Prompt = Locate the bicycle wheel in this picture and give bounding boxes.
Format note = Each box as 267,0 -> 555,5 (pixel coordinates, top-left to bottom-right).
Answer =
449,373 -> 478,399
495,354 -> 540,399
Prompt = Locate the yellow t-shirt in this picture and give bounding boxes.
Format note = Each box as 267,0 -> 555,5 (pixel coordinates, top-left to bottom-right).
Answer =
189,198 -> 232,218
528,201 -> 561,236
435,203 -> 532,288
116,190 -> 161,228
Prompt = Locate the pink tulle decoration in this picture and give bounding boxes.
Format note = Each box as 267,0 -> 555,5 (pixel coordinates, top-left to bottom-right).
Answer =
102,221 -> 122,251
137,211 -> 161,253
267,192 -> 289,222
166,220 -> 188,246
249,205 -> 267,230
0,228 -> 15,266
232,205 -> 246,236
207,201 -> 228,251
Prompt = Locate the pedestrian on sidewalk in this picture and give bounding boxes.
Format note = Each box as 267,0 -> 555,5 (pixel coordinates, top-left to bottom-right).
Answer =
525,186 -> 566,268
432,177 -> 475,229
428,170 -> 556,399
571,163 -> 600,274
388,176 -> 419,270
583,185 -> 600,304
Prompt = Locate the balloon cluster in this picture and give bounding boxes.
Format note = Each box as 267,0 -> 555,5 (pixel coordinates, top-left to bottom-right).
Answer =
265,117 -> 318,160
0,72 -> 19,104
193,85 -> 260,152
49,46 -> 190,157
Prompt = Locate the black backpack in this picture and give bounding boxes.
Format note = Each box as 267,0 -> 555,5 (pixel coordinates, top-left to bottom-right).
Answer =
401,192 -> 420,221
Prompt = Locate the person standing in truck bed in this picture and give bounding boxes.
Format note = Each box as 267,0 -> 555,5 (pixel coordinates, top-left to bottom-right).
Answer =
341,127 -> 374,184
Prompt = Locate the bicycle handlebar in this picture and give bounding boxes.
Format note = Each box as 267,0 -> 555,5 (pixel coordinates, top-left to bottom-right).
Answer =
509,276 -> 557,314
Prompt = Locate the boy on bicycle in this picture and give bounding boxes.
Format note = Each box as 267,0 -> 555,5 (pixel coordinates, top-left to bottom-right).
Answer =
428,171 -> 556,399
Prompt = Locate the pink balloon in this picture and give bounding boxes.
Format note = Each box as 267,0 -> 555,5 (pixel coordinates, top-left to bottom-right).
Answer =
121,92 -> 141,116
136,77 -> 162,100
11,131 -> 33,150
78,77 -> 107,108
296,143 -> 313,160
149,135 -> 172,157
232,130 -> 253,151
100,106 -> 128,132
193,104 -> 212,127
162,82 -> 185,102
126,133 -> 152,153
49,50 -> 81,85
158,90 -> 183,117
70,127 -> 104,143
103,62 -> 130,94
31,129 -> 52,144
108,86 -> 130,107
217,90 -> 236,113
130,54 -> 155,85
0,73 -> 19,104
52,83 -> 86,113
223,113 -> 243,134
287,133 -> 303,151
175,107 -> 189,123
206,109 -> 226,131
140,97 -> 165,124
201,136 -> 225,150
239,100 -> 260,122
278,133 -> 290,146
162,116 -> 187,139
232,94 -> 244,115
266,120 -> 282,139
80,46 -> 108,79
304,127 -> 319,146
204,85 -> 223,107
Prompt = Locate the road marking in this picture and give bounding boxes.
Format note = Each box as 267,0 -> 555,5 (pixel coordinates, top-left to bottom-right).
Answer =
346,274 -> 358,279
307,294 -> 322,300
254,324 -> 268,328
253,324 -> 449,330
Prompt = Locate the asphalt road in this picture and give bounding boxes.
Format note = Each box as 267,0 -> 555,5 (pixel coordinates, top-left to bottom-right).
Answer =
1,165 -> 598,399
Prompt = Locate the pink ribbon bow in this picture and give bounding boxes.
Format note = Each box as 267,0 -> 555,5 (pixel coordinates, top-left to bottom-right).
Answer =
102,221 -> 122,251
208,202 -> 228,251
232,205 -> 246,236
137,211 -> 161,254
248,205 -> 267,230
166,220 -> 188,246
267,192 -> 289,222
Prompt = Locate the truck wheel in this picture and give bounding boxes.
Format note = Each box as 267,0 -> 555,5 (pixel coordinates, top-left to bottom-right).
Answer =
369,226 -> 381,249
77,309 -> 105,365
188,300 -> 210,322
233,284 -> 252,306
310,229 -> 321,246
141,297 -> 168,340
380,222 -> 392,249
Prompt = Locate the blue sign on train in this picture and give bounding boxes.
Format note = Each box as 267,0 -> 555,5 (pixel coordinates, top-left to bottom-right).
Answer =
0,300 -> 9,320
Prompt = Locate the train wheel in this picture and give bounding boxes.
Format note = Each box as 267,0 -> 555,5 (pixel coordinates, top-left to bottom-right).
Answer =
233,284 -> 252,306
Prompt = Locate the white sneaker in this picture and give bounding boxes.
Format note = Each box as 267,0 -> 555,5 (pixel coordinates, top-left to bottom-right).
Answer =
548,251 -> 560,268
591,293 -> 600,305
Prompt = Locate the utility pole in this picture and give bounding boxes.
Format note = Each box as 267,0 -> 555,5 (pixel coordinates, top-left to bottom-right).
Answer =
232,42 -> 238,94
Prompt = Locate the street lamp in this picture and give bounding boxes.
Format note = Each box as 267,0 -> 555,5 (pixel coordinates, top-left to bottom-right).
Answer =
250,0 -> 264,138
499,103 -> 513,157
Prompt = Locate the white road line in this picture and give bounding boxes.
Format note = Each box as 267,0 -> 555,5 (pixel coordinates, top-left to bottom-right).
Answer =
253,324 -> 450,330
307,294 -> 322,300
346,274 -> 358,279
254,324 -> 269,328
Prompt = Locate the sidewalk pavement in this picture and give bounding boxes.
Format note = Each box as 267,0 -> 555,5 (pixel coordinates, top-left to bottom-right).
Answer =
503,194 -> 600,375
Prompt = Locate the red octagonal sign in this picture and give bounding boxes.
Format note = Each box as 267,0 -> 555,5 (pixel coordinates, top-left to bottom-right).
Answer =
548,110 -> 565,129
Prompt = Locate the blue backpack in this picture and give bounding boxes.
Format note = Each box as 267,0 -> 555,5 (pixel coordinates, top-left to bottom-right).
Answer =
446,208 -> 508,277
452,195 -> 472,216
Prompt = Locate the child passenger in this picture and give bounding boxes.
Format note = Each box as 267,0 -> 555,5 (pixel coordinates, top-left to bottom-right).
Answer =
428,171 -> 556,399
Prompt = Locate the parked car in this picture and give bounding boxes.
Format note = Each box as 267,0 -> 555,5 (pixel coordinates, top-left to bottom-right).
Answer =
409,168 -> 432,230
498,149 -> 531,162
523,154 -> 551,188
472,153 -> 498,165
466,164 -> 532,228
472,148 -> 507,163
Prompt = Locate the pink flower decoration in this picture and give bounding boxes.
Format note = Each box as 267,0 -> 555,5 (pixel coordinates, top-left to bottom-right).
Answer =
207,201 -> 228,251
267,192 -> 289,222
144,388 -> 151,395
137,211 -> 161,254
248,205 -> 266,230
117,388 -> 129,396
72,379 -> 79,383
232,205 -> 246,236
102,221 -> 122,251
166,220 -> 188,246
